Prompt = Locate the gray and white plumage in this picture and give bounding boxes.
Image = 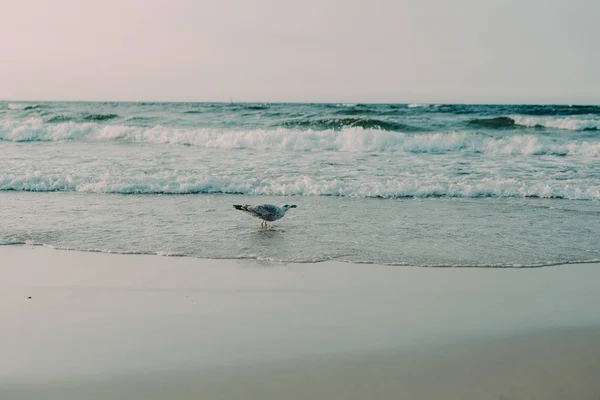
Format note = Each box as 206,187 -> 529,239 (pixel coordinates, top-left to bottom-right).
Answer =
233,203 -> 297,227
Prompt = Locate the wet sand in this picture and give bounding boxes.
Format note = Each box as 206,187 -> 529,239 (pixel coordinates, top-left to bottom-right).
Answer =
1,246 -> 600,399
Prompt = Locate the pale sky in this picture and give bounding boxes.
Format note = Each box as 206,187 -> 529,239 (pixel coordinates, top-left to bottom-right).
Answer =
1,0 -> 599,104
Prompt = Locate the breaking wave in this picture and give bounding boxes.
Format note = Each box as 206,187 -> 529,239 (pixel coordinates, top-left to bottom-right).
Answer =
1,118 -> 599,155
1,172 -> 599,199
511,116 -> 600,131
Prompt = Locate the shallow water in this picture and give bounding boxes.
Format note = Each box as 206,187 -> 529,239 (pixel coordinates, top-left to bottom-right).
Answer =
1,101 -> 599,266
1,192 -> 598,267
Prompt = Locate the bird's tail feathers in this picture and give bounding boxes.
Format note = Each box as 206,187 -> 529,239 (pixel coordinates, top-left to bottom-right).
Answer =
233,204 -> 249,211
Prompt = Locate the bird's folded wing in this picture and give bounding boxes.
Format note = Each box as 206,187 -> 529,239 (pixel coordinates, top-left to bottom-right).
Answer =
249,204 -> 280,217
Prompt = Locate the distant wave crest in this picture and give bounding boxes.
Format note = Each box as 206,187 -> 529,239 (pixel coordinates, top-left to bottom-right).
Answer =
46,113 -> 120,123
82,113 -> 120,121
513,104 -> 600,116
469,115 -> 600,131
7,103 -> 40,111
468,117 -> 515,128
279,117 -> 419,132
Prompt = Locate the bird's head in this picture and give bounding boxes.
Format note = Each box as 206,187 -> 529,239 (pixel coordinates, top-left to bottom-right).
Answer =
281,204 -> 297,212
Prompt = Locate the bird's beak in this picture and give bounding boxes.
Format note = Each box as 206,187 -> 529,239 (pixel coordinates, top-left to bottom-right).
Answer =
291,205 -> 297,208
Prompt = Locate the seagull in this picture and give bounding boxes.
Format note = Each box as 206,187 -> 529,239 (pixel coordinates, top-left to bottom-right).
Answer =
233,204 -> 297,227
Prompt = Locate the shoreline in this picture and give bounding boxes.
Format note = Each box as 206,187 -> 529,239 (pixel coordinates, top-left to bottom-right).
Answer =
2,245 -> 600,399
2,243 -> 599,269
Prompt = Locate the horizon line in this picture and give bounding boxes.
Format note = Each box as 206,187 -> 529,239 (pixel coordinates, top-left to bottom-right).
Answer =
2,99 -> 600,107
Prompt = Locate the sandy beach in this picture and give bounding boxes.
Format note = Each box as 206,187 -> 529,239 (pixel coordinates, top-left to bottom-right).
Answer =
1,246 -> 600,399
4,0 -> 600,398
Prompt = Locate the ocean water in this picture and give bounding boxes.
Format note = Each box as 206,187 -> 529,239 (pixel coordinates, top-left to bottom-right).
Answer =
1,101 -> 599,267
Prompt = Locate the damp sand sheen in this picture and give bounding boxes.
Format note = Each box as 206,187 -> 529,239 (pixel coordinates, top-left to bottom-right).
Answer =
1,247 -> 600,399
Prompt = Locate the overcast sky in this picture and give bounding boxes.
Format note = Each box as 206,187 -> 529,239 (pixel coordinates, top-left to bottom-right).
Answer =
1,0 -> 599,103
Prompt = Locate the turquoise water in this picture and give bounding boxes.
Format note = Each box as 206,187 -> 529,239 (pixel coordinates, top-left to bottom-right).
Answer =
1,101 -> 599,266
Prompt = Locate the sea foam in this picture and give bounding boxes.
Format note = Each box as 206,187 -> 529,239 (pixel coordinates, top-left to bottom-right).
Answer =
1,118 -> 598,156
1,171 -> 599,200
512,115 -> 600,131
7,103 -> 40,110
